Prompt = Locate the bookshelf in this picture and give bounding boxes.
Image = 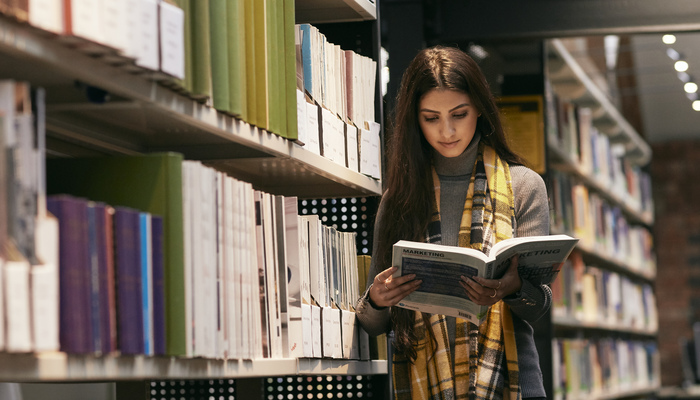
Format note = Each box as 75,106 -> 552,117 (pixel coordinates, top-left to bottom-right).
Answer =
0,0 -> 387,397
544,38 -> 660,400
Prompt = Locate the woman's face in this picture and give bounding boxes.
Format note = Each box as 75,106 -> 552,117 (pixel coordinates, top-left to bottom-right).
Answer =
418,89 -> 480,158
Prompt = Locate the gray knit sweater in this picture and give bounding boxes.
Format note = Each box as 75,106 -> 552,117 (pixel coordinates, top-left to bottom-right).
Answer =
355,134 -> 551,398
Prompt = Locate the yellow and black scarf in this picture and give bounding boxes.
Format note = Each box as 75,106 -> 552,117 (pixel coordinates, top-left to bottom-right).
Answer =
393,143 -> 521,400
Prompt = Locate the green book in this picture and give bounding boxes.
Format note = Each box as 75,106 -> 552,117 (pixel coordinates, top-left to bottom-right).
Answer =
266,0 -> 281,136
46,153 -> 187,357
244,0 -> 258,126
191,0 -> 212,101
227,0 -> 247,120
253,0 -> 268,129
282,0 -> 298,140
209,0 -> 230,112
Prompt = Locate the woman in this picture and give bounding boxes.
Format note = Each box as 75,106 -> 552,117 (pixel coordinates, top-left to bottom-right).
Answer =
355,46 -> 551,400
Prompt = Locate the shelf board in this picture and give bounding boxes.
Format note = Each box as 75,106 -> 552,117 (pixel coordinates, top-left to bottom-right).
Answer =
0,17 -> 382,198
0,352 -> 387,382
547,39 -> 652,166
548,141 -> 654,227
295,0 -> 376,23
553,316 -> 657,337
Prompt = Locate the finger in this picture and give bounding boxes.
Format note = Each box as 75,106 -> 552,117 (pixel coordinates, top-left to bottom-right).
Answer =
387,279 -> 422,305
391,273 -> 417,287
374,266 -> 397,283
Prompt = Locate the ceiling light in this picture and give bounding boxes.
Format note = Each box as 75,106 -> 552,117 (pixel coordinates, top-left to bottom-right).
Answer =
667,48 -> 681,60
684,82 -> 698,93
675,60 -> 689,72
663,34 -> 677,44
693,100 -> 700,111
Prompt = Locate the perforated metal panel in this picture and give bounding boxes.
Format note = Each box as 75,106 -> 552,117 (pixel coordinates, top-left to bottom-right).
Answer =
264,375 -> 382,399
298,196 -> 379,256
149,380 -> 237,400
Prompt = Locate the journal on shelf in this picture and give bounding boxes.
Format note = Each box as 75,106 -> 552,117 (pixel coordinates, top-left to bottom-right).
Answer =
391,234 -> 578,323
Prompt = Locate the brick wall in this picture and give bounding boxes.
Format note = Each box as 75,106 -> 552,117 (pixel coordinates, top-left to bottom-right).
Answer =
651,140 -> 700,386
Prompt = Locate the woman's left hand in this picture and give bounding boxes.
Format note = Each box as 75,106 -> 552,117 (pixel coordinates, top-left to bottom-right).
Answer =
460,254 -> 523,306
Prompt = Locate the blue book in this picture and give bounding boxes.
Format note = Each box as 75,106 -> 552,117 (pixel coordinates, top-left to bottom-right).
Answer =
140,212 -> 153,356
298,24 -> 313,97
151,215 -> 166,356
114,207 -> 144,355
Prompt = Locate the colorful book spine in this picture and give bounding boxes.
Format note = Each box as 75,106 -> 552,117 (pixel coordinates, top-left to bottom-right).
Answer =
46,195 -> 93,354
114,207 -> 144,355
152,215 -> 166,356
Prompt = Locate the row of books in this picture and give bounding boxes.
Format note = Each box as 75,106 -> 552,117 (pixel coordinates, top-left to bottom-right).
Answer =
296,23 -> 377,132
35,157 -> 381,361
546,90 -> 653,219
549,169 -> 656,277
552,338 -> 660,400
553,250 -> 658,333
1,0 -> 185,81
296,89 -> 382,179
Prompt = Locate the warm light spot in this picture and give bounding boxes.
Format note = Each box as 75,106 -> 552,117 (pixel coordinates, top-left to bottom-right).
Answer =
684,82 -> 698,93
663,34 -> 677,44
693,101 -> 700,111
675,60 -> 689,72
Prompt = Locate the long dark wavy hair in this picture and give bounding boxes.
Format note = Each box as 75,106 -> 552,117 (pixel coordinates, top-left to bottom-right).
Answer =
378,46 -> 525,362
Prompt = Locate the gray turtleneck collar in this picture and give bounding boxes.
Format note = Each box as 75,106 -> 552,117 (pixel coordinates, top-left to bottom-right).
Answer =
432,132 -> 482,177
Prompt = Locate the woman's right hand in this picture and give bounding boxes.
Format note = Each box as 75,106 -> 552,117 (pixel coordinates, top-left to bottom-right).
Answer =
368,266 -> 422,308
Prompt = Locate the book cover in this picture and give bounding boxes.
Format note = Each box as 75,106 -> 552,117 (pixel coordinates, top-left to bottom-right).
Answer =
86,203 -> 103,353
114,206 -> 144,355
46,194 -> 93,354
227,0 -> 246,119
391,234 -> 578,323
190,0 -> 212,101
282,0 -> 297,140
151,215 -> 166,356
243,0 -> 257,126
46,152 -> 186,356
208,0 -> 229,113
97,205 -> 117,354
139,212 -> 153,356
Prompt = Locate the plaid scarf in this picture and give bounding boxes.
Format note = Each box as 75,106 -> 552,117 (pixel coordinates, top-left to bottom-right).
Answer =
393,143 -> 521,400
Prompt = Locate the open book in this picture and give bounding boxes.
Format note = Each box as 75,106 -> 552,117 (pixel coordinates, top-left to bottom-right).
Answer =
391,234 -> 578,324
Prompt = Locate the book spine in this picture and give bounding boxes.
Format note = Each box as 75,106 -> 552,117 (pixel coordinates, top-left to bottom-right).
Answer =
151,215 -> 166,356
114,207 -> 144,355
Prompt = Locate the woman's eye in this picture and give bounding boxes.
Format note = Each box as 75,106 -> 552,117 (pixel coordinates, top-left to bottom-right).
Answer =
453,113 -> 467,119
424,116 -> 438,122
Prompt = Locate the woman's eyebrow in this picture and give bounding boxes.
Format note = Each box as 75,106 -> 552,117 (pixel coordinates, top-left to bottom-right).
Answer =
419,103 -> 470,113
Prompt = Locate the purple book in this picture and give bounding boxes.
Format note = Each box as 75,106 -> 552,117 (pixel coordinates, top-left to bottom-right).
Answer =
46,194 -> 93,354
113,206 -> 144,355
151,215 -> 166,356
94,203 -> 116,354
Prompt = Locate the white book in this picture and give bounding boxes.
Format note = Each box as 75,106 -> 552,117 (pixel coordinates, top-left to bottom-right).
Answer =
68,0 -> 104,45
245,183 -> 259,360
301,303 -> 313,358
135,0 -> 160,71
301,215 -> 323,308
320,107 -> 335,161
216,172 -> 226,359
31,213 -> 60,352
311,304 -> 322,358
333,113 -> 346,168
295,90 -> 309,147
346,123 -> 359,172
181,161 -> 194,357
28,0 -> 64,34
201,166 -> 218,358
253,191 -> 270,358
340,309 -> 356,360
159,0 -> 185,79
305,102 -> 321,156
263,193 -> 283,359
321,306 -> 339,358
100,0 -> 128,55
4,255 -> 31,353
359,127 -> 372,178
192,162 -> 206,358
367,121 -> 382,180
274,196 -> 292,358
282,197 -> 303,358
224,176 -> 238,360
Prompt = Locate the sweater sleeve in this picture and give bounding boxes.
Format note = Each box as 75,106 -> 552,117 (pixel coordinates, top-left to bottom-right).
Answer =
502,164 -> 552,322
355,195 -> 393,336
